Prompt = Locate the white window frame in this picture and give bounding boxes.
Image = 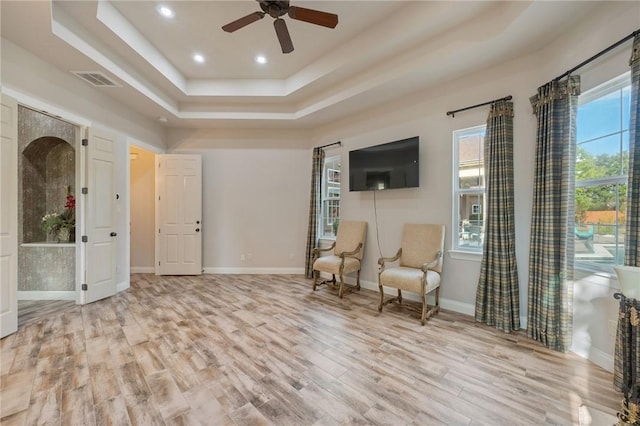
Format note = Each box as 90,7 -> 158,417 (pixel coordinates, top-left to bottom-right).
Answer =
575,72 -> 630,272
319,155 -> 341,239
452,125 -> 486,254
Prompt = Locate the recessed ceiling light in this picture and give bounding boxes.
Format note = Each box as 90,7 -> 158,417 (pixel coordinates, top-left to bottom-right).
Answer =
157,5 -> 174,18
255,55 -> 267,65
193,53 -> 205,64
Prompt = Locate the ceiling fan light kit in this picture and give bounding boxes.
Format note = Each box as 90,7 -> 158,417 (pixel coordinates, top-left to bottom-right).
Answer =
222,0 -> 339,54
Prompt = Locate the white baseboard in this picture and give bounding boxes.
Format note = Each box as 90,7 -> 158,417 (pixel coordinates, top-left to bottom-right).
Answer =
18,291 -> 76,301
319,273 -> 476,318
203,267 -> 305,275
130,267 -> 155,274
571,345 -> 614,372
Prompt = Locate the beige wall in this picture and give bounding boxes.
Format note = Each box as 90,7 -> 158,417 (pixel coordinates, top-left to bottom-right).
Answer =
130,146 -> 156,270
168,129 -> 311,272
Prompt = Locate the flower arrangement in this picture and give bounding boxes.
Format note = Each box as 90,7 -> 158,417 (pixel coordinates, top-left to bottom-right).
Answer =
42,191 -> 76,242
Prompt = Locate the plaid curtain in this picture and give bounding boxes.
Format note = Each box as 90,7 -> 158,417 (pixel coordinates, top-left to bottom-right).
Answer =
625,34 -> 640,267
305,147 -> 325,278
475,100 -> 520,332
527,76 -> 580,352
613,295 -> 640,423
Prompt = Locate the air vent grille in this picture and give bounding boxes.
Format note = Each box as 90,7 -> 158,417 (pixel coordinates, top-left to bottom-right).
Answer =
71,71 -> 120,87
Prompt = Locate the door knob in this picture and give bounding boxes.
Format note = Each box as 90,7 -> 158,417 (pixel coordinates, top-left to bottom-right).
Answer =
110,232 -> 117,237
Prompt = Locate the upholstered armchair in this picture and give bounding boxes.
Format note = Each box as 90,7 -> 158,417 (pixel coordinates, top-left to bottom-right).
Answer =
312,221 -> 367,298
378,224 -> 445,325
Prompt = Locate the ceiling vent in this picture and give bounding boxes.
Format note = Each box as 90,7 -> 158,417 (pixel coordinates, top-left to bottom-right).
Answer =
71,71 -> 120,88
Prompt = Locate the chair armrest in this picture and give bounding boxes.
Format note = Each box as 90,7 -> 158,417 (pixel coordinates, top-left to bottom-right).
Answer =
312,241 -> 335,256
378,248 -> 402,271
421,250 -> 443,273
338,242 -> 363,259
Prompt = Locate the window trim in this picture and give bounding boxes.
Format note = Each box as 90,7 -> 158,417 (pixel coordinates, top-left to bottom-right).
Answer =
452,124 -> 486,253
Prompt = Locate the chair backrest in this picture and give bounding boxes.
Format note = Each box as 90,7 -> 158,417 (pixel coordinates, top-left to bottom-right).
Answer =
334,221 -> 367,260
399,224 -> 445,273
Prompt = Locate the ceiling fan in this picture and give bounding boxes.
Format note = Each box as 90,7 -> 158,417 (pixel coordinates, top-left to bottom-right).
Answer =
222,1 -> 339,54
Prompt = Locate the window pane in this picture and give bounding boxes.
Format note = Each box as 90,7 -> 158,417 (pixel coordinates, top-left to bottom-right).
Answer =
458,193 -> 484,249
322,199 -> 340,237
321,156 -> 341,238
575,183 -> 626,267
457,133 -> 484,189
576,133 -> 623,181
577,90 -> 622,142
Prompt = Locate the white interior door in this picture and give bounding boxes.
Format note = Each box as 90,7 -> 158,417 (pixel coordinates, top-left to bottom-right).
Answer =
0,94 -> 18,338
156,154 -> 202,275
84,128 -> 117,303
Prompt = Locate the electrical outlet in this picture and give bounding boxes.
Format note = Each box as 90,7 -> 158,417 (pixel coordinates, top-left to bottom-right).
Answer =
609,319 -> 617,337
240,254 -> 246,261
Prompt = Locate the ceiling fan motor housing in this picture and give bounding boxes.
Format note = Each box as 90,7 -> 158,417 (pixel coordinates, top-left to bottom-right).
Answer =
259,1 -> 290,18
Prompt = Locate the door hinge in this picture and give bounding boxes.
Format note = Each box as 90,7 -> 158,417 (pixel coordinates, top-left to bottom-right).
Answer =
81,283 -> 88,291
82,138 -> 88,146
158,228 -> 161,234
81,187 -> 88,195
158,261 -> 161,266
82,236 -> 88,243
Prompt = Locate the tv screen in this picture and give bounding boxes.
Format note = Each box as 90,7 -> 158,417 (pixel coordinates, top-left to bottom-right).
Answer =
349,136 -> 419,191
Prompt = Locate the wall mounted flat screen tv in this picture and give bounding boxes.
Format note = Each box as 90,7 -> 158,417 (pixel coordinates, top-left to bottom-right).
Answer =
349,136 -> 419,191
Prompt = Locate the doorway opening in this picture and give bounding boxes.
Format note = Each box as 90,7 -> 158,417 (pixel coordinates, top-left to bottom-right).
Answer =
16,106 -> 80,326
129,145 -> 156,273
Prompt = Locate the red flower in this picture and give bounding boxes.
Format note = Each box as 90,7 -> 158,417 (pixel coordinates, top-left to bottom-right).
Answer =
65,195 -> 75,210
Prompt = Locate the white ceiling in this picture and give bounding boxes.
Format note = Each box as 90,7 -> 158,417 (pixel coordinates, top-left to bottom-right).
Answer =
1,0 -> 601,129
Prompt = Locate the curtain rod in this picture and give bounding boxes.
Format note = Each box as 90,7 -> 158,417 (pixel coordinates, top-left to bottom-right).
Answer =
554,29 -> 639,82
446,95 -> 512,118
316,141 -> 341,150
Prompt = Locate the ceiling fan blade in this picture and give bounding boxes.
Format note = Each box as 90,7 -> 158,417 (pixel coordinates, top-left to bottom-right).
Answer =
222,11 -> 265,32
274,18 -> 294,53
288,6 -> 338,28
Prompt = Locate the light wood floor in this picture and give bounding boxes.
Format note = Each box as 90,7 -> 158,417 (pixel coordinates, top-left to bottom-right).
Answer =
18,300 -> 75,328
1,274 -> 622,425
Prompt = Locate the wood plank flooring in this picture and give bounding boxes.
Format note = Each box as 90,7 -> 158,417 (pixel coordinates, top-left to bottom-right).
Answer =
1,274 -> 622,425
18,300 -> 75,328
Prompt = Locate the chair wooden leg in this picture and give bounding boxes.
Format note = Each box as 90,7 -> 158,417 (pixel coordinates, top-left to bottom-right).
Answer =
312,270 -> 319,291
397,289 -> 402,304
378,284 -> 384,312
356,270 -> 361,291
421,292 -> 428,325
338,273 -> 344,298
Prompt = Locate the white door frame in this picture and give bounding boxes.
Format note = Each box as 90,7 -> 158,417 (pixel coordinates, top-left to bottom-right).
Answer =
1,94 -> 19,338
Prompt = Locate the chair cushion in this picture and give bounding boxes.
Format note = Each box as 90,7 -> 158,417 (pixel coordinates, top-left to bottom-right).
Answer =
400,224 -> 445,272
314,255 -> 361,276
334,221 -> 367,260
379,267 -> 441,294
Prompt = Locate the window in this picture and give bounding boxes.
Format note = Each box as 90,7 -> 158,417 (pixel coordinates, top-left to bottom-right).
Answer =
320,155 -> 341,238
575,73 -> 630,271
453,125 -> 486,252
